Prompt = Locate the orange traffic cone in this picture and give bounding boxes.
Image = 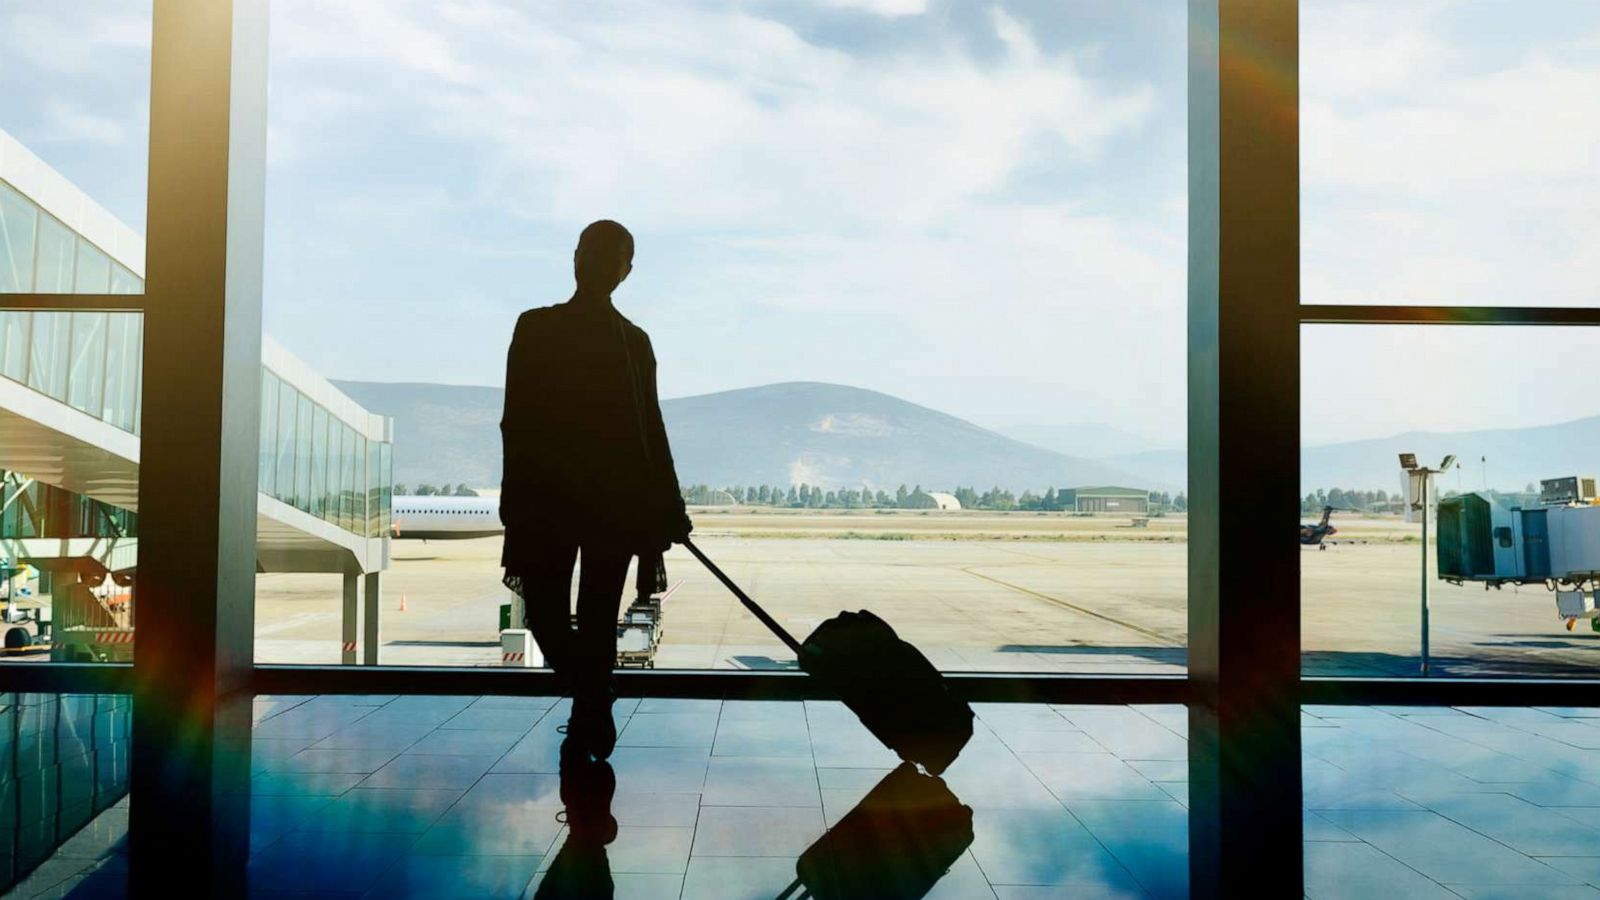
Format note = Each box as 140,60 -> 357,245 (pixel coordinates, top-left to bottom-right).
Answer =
399,594 -> 408,613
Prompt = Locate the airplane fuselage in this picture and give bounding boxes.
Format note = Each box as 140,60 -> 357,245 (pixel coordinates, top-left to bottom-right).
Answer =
391,495 -> 503,540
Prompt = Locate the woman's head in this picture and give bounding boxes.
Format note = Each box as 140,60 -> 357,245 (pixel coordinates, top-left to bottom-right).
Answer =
574,220 -> 634,294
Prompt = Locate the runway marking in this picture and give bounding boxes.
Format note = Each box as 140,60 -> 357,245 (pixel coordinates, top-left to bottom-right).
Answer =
959,567 -> 1182,647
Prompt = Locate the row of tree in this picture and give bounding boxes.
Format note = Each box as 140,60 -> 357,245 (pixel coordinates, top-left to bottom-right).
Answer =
1303,483 -> 1547,515
1300,488 -> 1397,514
680,483 -> 1185,513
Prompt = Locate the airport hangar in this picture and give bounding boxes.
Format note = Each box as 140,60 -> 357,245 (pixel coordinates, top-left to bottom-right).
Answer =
0,128 -> 394,664
1058,486 -> 1152,514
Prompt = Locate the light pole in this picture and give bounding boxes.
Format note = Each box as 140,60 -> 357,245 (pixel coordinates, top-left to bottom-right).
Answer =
1400,453 -> 1456,676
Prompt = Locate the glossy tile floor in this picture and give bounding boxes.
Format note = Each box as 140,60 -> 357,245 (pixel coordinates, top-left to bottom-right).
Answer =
18,700 -> 1600,898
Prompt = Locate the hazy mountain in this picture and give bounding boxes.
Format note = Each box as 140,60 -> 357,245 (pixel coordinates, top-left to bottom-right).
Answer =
1098,414 -> 1600,494
333,380 -> 1153,494
997,422 -> 1175,459
1301,416 -> 1600,493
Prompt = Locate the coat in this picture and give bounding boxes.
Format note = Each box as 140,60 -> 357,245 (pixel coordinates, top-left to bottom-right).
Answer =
498,296 -> 690,575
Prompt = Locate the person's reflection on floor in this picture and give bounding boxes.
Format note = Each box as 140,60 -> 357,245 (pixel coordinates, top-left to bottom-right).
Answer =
535,739 -> 618,899
781,762 -> 974,900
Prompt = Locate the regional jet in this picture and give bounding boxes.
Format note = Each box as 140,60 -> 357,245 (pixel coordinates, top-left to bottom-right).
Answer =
391,495 -> 504,540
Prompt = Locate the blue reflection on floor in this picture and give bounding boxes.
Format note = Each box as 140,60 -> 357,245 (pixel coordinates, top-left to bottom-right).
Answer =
25,701 -> 1600,898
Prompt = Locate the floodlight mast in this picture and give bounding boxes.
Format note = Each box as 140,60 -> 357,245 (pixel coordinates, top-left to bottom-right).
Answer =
1400,452 -> 1458,676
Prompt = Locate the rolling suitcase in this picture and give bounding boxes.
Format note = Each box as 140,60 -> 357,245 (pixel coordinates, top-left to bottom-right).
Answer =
778,762 -> 974,900
683,539 -> 974,774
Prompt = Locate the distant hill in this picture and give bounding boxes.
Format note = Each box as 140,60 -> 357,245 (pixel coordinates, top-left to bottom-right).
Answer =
333,380 -> 1152,494
1100,414 -> 1600,494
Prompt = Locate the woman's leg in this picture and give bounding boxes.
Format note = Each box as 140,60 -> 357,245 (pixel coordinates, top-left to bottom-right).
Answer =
519,542 -> 580,685
570,545 -> 633,757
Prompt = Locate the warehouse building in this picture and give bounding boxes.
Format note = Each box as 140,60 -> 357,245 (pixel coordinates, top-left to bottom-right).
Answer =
1060,486 -> 1150,514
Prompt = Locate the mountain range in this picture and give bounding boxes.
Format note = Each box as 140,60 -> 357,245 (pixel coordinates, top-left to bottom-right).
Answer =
332,380 -> 1150,493
332,378 -> 1600,496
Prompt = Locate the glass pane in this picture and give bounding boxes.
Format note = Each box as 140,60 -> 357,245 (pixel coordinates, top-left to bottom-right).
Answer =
99,313 -> 140,431
294,392 -> 313,513
0,181 -> 37,291
0,310 -> 31,382
26,311 -> 70,400
379,441 -> 392,537
0,693 -> 131,895
32,218 -> 74,292
65,311 -> 107,415
343,428 -> 359,533
0,1 -> 153,278
108,263 -> 140,294
258,370 -> 279,496
1302,1 -> 1600,307
72,241 -> 111,294
365,439 -> 380,537
1303,324 -> 1600,678
259,1 -> 1188,669
275,383 -> 297,506
310,405 -> 328,519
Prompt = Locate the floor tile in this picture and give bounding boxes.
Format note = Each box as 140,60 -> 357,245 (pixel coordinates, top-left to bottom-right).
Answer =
246,830 -> 417,893
363,851 -> 542,899
1066,800 -> 1187,899
1303,841 -> 1460,900
967,806 -> 1143,891
360,754 -> 498,791
1316,808 -> 1577,886
690,805 -> 827,857
295,788 -> 463,834
702,756 -> 822,807
681,855 -> 799,900
617,712 -> 720,749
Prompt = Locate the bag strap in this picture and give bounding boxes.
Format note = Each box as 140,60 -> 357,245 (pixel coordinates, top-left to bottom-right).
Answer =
682,539 -> 803,654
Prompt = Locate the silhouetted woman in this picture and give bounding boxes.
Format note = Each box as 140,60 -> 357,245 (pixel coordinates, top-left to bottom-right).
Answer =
500,220 -> 691,758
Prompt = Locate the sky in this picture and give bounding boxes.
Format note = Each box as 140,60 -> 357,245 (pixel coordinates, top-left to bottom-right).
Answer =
1,0 -> 1597,450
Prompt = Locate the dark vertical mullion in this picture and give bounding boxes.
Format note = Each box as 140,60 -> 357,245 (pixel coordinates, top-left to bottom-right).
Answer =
128,0 -> 267,895
1188,1 -> 1303,896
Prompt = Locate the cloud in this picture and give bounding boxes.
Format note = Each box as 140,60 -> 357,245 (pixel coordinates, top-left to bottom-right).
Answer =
39,100 -> 127,146
1301,1 -> 1600,307
257,0 -> 1185,428
818,0 -> 929,17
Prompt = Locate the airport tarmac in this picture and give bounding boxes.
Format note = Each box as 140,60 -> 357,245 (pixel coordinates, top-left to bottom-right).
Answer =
252,511 -> 1600,677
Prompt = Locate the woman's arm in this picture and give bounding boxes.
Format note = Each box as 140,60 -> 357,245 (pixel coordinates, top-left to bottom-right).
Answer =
640,333 -> 692,542
499,310 -> 546,528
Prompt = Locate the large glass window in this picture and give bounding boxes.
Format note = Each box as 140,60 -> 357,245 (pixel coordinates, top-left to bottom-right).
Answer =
0,182 -> 36,291
1302,1 -> 1600,307
1302,324 -> 1600,678
257,0 -> 1187,670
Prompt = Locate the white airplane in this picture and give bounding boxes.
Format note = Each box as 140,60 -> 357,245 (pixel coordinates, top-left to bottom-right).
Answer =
390,494 -> 505,540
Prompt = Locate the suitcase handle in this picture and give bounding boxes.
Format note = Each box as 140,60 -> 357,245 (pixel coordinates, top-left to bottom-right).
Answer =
682,539 -> 803,654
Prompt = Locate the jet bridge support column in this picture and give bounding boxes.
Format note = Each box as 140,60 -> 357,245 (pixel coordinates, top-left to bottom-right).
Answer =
342,571 -> 358,665
362,571 -> 381,665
